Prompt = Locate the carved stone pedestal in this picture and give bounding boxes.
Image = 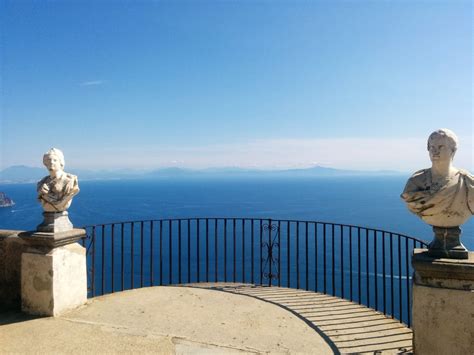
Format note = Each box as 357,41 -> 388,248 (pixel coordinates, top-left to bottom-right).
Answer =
20,229 -> 87,316
37,211 -> 73,233
428,226 -> 468,259
412,249 -> 474,354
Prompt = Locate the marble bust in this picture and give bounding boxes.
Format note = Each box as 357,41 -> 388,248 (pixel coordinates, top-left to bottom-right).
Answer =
38,148 -> 79,212
401,129 -> 474,258
36,148 -> 79,232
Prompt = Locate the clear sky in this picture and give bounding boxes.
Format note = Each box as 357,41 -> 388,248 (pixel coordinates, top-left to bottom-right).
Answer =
1,0 -> 472,171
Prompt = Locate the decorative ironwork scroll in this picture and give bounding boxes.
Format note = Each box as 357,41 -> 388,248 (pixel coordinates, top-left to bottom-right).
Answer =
261,222 -> 280,284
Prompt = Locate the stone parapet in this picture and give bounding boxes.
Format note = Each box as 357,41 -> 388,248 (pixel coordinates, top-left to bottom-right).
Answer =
412,248 -> 474,354
0,230 -> 26,310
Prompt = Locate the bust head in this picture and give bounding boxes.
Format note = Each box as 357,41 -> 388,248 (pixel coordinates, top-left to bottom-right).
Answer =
43,148 -> 65,173
427,129 -> 458,164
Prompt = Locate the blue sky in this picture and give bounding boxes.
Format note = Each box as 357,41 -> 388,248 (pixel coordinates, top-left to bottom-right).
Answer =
1,0 -> 472,171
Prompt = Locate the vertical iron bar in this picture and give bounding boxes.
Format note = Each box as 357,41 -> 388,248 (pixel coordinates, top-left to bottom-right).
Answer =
215,219 -> 218,282
296,222 -> 300,289
224,219 -> 227,282
242,219 -> 245,283
382,231 -> 386,315
197,219 -> 200,283
278,220 -> 281,287
178,220 -> 182,284
150,221 -> 154,286
260,219 -> 263,285
406,237 -> 411,327
251,219 -> 254,284
349,227 -> 353,301
341,225 -> 344,299
268,218 -> 272,287
101,225 -> 105,295
358,227 -> 361,304
398,235 -> 403,323
188,219 -> 191,283
323,223 -> 327,294
315,223 -> 318,292
366,229 -> 369,307
233,218 -> 236,282
140,221 -> 144,288
287,221 -> 290,288
169,220 -> 172,284
159,220 -> 163,286
131,222 -> 134,289
206,218 -> 209,283
121,223 -> 124,291
390,232 -> 394,318
92,226 -> 96,297
332,224 -> 335,296
305,222 -> 309,291
111,224 -> 115,293
374,230 -> 378,311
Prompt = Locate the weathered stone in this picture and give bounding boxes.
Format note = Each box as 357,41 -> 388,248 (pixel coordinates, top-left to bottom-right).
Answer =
21,243 -> 87,316
412,248 -> 474,354
0,231 -> 26,310
401,129 -> 474,258
19,228 -> 86,252
37,211 -> 73,233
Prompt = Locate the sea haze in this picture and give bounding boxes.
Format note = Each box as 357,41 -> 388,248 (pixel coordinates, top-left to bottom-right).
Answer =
0,176 -> 473,250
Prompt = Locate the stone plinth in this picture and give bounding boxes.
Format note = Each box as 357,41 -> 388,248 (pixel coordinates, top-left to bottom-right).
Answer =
20,229 -> 87,316
412,249 -> 474,354
37,211 -> 73,233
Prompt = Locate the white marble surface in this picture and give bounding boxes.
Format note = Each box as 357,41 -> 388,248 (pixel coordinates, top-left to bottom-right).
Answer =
37,148 -> 79,213
401,129 -> 474,227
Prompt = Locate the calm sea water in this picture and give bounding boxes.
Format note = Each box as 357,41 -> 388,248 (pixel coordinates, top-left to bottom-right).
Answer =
1,176 -> 473,249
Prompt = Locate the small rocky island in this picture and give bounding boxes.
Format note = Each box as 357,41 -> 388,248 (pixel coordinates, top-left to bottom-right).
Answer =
0,192 -> 15,207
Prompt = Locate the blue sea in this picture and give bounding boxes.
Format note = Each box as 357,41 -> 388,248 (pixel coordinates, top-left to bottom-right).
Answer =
1,176 -> 473,248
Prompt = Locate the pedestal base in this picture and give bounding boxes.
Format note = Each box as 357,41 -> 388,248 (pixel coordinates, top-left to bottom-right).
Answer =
427,226 -> 468,259
21,243 -> 87,316
37,211 -> 73,233
412,249 -> 474,354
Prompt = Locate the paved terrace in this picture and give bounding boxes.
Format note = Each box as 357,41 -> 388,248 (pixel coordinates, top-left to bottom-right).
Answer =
1,284 -> 412,354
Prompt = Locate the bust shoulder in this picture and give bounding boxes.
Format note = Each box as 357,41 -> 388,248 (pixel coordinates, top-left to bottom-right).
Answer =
63,173 -> 78,182
406,168 -> 430,188
409,168 -> 430,179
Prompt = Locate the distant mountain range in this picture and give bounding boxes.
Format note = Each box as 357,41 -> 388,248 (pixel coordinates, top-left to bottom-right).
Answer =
0,165 -> 404,184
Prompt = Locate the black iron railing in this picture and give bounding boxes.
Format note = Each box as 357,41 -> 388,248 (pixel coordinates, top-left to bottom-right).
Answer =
81,218 -> 428,327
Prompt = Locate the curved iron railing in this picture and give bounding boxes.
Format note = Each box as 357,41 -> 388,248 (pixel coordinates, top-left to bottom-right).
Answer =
81,218 -> 428,327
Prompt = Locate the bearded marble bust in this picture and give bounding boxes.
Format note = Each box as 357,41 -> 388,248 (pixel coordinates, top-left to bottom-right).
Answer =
37,148 -> 80,212
401,129 -> 473,258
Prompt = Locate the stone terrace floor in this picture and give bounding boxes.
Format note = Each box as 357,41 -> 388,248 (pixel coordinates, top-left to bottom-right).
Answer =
0,284 -> 413,354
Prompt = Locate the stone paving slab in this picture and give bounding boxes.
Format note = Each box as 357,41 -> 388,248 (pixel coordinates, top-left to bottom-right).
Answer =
193,284 -> 413,354
0,284 -> 413,354
0,285 -> 333,354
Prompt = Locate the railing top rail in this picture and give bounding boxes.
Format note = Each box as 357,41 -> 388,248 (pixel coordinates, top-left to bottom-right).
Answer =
82,217 -> 428,246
